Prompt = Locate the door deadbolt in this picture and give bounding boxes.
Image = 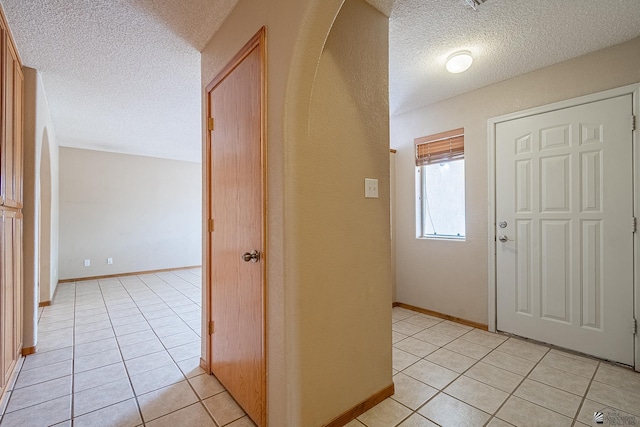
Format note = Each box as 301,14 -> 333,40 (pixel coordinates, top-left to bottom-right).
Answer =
242,250 -> 261,263
499,221 -> 507,228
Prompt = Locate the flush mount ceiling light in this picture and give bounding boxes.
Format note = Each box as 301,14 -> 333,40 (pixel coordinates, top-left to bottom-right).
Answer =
446,51 -> 473,73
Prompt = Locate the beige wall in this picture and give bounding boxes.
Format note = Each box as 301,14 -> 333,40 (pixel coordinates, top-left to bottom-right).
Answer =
392,37 -> 640,325
59,148 -> 201,280
201,0 -> 392,425
23,67 -> 60,348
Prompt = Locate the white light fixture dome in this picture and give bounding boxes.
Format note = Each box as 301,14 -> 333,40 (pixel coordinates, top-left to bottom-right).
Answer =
446,51 -> 473,73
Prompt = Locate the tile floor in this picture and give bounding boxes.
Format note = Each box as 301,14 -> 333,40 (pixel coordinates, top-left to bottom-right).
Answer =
1,273 -> 639,427
349,307 -> 640,427
0,269 -> 256,427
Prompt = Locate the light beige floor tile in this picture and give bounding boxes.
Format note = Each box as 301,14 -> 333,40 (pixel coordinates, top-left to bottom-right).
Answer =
397,413 -> 438,427
403,360 -> 459,390
177,356 -> 207,378
429,321 -> 473,338
594,363 -> 640,395
167,339 -> 201,362
73,398 -> 141,427
120,337 -> 165,360
188,374 -> 226,399
146,402 -> 216,427
393,337 -> 439,358
577,398 -> 639,425
587,381 -> 640,416
5,375 -> 72,412
418,392 -> 490,426
425,348 -> 476,373
514,379 -> 582,418
138,380 -> 199,422
113,321 -> 152,336
0,395 -> 71,427
74,320 -> 113,335
73,362 -> 128,392
116,330 -> 158,347
38,319 -> 74,332
402,316 -> 441,330
73,377 -> 134,416
110,313 -> 147,327
412,329 -> 457,347
392,308 -> 414,321
356,397 -> 412,427
393,347 -> 420,371
486,417 -> 514,426
392,321 -> 427,336
203,391 -> 247,426
539,351 -> 597,378
152,323 -> 193,338
74,328 -> 115,345
496,396 -> 572,427
445,375 -> 509,414
226,416 -> 258,427
74,337 -> 119,359
460,329 -> 508,349
528,363 -> 590,396
392,331 -> 408,344
391,372 -> 438,410
495,338 -> 549,362
21,347 -> 73,371
158,330 -> 200,349
14,360 -> 73,389
482,350 -> 536,376
130,363 -> 185,396
37,334 -> 75,352
74,349 -> 122,373
125,351 -> 174,376
464,362 -> 523,393
444,338 -> 493,360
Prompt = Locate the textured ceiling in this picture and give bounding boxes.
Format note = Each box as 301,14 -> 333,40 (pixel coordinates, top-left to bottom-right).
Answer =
390,0 -> 640,116
1,0 -> 640,161
1,0 -> 237,162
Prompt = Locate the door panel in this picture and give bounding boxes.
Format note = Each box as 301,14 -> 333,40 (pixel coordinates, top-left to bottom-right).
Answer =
207,30 -> 265,426
496,95 -> 634,365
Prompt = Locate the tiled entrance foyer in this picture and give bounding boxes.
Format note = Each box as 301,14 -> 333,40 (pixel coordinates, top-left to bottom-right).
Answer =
0,274 -> 639,427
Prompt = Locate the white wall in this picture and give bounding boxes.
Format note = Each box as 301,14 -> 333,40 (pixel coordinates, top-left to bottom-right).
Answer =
392,37 -> 640,325
59,148 -> 201,280
23,67 -> 60,348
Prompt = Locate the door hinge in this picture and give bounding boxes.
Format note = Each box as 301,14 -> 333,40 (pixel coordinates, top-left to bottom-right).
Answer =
633,217 -> 637,233
633,318 -> 637,335
208,321 -> 214,335
208,219 -> 214,233
207,117 -> 214,131
632,115 -> 636,131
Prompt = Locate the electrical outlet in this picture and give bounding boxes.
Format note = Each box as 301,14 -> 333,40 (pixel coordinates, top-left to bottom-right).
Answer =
107,258 -> 113,265
364,178 -> 379,198
84,259 -> 91,267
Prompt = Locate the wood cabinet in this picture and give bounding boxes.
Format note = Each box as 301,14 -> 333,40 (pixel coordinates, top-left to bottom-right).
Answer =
0,4 -> 23,400
1,209 -> 22,388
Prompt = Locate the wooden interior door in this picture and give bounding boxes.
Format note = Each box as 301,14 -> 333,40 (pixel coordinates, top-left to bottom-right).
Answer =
496,95 -> 634,365
206,28 -> 266,427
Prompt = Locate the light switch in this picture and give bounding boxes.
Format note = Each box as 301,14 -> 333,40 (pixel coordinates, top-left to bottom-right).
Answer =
365,178 -> 378,198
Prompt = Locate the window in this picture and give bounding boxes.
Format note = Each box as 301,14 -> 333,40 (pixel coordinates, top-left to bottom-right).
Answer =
415,128 -> 466,239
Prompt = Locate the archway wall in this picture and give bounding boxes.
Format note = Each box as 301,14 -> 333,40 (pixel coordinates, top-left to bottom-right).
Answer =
201,0 -> 392,425
22,67 -> 60,349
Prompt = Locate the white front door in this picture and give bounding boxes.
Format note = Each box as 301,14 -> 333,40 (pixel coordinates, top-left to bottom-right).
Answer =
496,95 -> 634,365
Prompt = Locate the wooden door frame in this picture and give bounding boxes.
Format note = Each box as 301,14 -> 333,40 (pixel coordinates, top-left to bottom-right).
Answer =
487,83 -> 640,371
202,26 -> 268,421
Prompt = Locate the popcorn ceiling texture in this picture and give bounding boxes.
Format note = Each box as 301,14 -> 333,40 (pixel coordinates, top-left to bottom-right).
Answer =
390,0 -> 640,116
1,0 -> 640,159
0,0 -> 238,162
